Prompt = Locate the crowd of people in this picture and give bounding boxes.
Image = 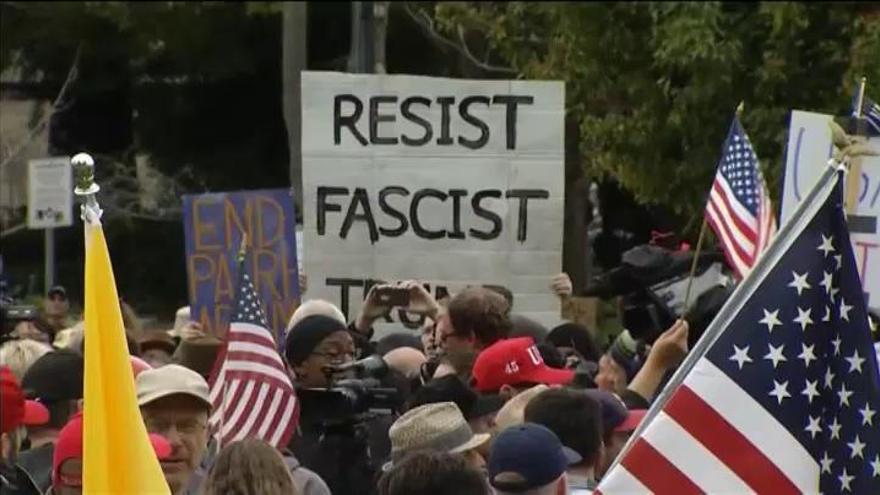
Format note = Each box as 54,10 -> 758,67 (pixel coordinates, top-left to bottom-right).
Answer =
2,272 -> 706,495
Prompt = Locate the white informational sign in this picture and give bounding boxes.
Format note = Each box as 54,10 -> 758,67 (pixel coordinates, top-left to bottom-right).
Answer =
781,110 -> 880,310
27,157 -> 73,229
301,71 -> 565,329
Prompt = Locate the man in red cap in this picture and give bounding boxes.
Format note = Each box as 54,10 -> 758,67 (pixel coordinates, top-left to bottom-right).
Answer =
1,366 -> 50,494
471,337 -> 574,399
47,412 -> 172,495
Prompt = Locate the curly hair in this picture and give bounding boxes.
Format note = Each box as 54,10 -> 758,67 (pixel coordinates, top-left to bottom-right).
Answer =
447,287 -> 511,348
201,439 -> 297,495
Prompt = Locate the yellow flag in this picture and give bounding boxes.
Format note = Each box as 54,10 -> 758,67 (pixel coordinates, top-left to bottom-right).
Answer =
83,219 -> 170,494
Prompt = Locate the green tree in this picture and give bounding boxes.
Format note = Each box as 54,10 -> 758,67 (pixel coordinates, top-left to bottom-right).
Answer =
0,1 -> 343,316
0,1 -> 445,316
425,1 -> 880,231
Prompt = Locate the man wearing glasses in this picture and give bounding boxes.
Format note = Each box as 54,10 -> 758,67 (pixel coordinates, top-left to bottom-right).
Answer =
136,365 -> 212,495
285,315 -> 358,388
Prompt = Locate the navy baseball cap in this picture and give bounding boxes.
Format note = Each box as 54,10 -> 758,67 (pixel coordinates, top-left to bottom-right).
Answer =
489,422 -> 582,492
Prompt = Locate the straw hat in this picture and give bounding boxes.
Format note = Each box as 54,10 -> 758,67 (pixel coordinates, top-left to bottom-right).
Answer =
385,401 -> 489,470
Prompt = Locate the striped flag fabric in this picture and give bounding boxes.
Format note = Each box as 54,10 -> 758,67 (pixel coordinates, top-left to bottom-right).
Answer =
705,116 -> 777,279
852,91 -> 880,136
597,167 -> 880,494
208,250 -> 299,449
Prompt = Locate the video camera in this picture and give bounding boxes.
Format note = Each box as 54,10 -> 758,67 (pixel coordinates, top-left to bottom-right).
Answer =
0,299 -> 40,345
297,355 -> 403,425
584,244 -> 732,346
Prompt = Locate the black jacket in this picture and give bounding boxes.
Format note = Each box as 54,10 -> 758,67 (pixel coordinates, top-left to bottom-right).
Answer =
289,408 -> 395,495
0,462 -> 42,495
13,445 -> 52,495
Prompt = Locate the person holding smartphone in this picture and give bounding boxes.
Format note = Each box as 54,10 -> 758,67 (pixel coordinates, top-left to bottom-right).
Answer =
351,281 -> 442,341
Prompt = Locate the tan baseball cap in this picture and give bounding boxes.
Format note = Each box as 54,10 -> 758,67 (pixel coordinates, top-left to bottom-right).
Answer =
136,364 -> 212,410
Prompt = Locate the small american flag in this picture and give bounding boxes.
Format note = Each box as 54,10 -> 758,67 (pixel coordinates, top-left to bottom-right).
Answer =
208,251 -> 299,449
705,117 -> 777,279
597,169 -> 880,494
852,91 -> 880,136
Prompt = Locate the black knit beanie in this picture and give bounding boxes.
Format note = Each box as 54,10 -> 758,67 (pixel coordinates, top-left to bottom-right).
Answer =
284,315 -> 349,366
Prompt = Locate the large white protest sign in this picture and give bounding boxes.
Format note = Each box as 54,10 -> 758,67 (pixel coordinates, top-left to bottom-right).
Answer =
301,71 -> 565,329
781,110 -> 879,310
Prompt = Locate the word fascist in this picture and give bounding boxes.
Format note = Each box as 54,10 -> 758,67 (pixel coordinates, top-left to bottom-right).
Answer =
317,186 -> 549,243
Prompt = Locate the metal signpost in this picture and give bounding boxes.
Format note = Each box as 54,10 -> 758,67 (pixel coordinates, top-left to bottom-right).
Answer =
27,157 -> 73,291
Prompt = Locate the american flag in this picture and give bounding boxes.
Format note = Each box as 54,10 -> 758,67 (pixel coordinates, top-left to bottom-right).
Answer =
597,169 -> 880,494
705,117 -> 777,279
208,253 -> 299,449
852,91 -> 880,137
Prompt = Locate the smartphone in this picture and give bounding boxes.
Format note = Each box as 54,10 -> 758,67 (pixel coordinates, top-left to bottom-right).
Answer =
375,287 -> 410,307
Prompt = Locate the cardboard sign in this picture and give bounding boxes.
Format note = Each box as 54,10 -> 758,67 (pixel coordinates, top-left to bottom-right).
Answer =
27,157 -> 73,229
781,110 -> 879,310
561,297 -> 599,330
183,189 -> 300,338
301,71 -> 566,328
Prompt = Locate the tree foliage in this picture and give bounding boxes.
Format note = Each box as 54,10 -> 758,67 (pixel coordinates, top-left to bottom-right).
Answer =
2,1 -> 877,314
2,1 -> 290,195
427,2 -> 880,229
1,1 -> 334,315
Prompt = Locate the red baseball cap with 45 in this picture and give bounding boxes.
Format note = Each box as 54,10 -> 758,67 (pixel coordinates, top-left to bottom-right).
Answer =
472,337 -> 574,393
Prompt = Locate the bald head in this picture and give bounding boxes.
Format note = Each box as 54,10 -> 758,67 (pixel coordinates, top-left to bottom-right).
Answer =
383,347 -> 427,379
286,299 -> 346,336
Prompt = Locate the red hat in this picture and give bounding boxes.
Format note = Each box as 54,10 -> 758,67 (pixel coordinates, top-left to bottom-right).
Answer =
52,412 -> 172,488
130,356 -> 153,378
614,409 -> 647,433
1,366 -> 49,434
582,389 -> 646,435
472,337 -> 574,393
